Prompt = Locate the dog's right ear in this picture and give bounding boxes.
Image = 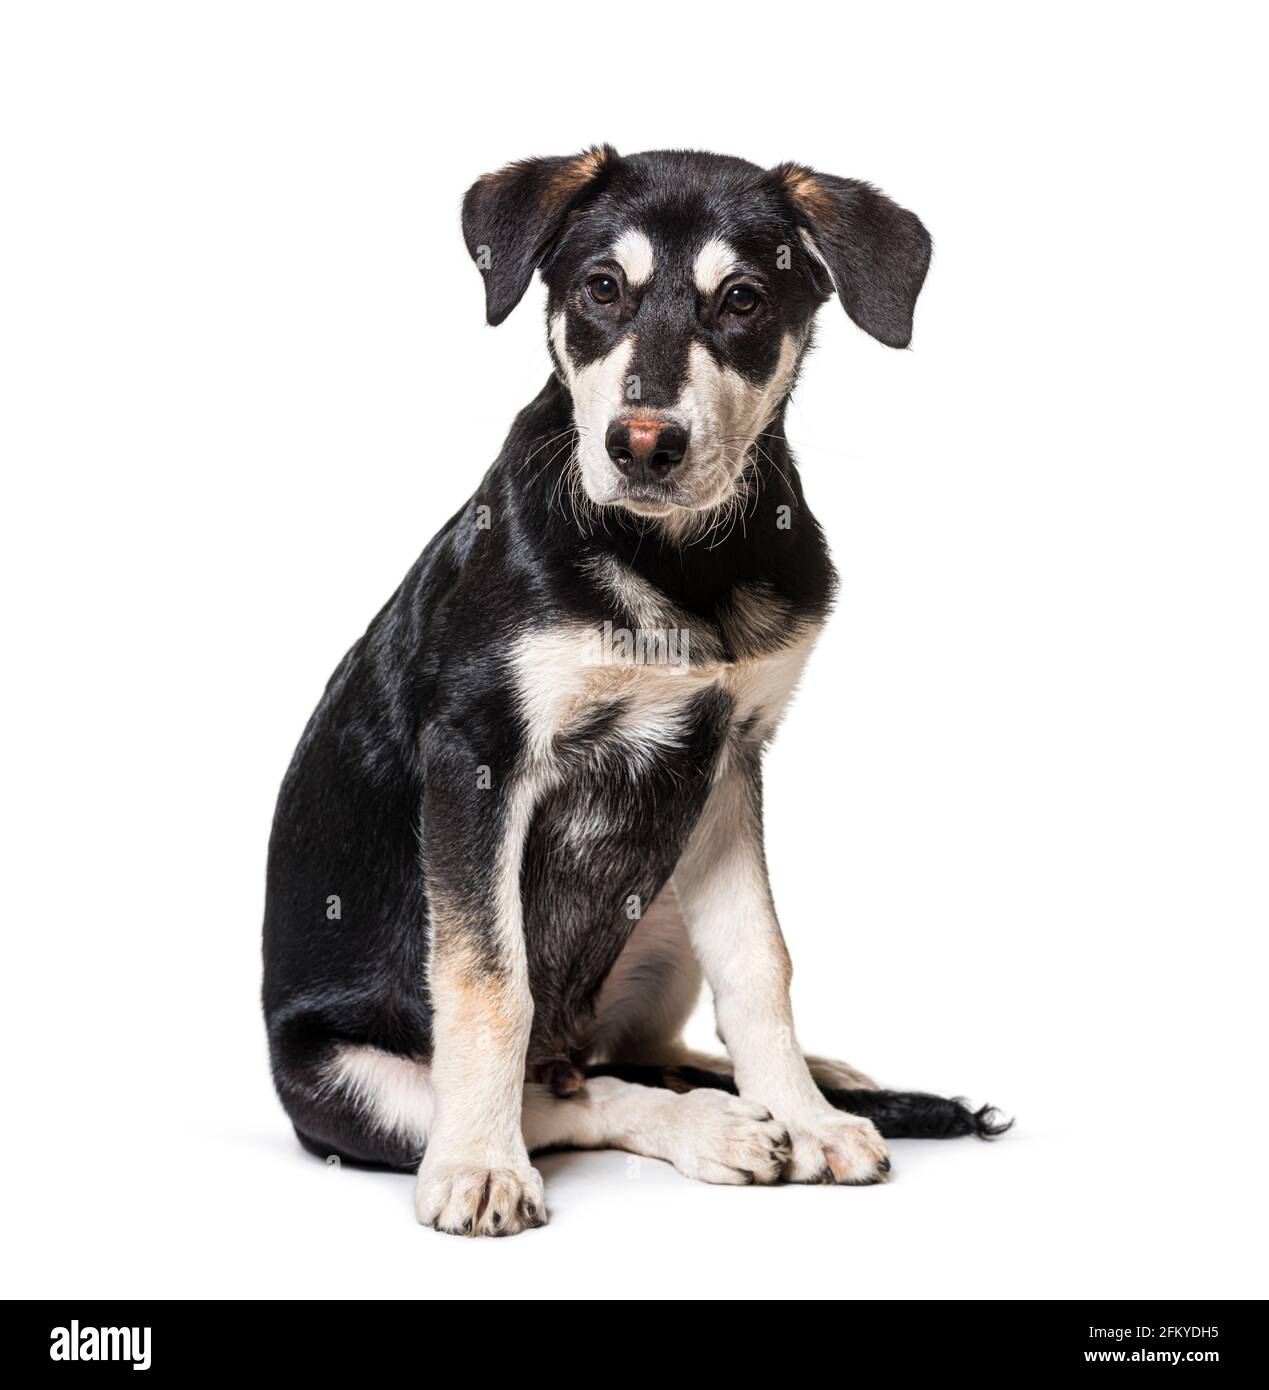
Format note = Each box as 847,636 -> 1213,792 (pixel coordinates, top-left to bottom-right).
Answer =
462,146 -> 618,326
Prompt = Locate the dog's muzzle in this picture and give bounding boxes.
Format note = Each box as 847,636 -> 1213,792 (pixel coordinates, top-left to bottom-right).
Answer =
604,416 -> 689,487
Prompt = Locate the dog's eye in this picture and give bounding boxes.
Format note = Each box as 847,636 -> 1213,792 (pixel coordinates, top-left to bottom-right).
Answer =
587,275 -> 621,305
723,284 -> 759,314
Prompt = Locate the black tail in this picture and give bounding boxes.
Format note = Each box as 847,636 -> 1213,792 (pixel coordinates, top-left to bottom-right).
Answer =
587,1063 -> 1012,1140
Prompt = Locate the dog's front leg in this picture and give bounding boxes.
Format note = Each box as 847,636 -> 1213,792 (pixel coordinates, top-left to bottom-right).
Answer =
414,758 -> 546,1235
674,754 -> 891,1185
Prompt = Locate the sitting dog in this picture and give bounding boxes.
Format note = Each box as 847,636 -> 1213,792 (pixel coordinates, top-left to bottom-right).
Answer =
263,146 -> 1007,1237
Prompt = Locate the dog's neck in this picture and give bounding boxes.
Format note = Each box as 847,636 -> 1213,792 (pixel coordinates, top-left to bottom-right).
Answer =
499,375 -> 834,622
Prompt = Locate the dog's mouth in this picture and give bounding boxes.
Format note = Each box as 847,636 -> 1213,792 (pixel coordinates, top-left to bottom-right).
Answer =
601,464 -> 745,518
577,436 -> 748,519
611,479 -> 685,514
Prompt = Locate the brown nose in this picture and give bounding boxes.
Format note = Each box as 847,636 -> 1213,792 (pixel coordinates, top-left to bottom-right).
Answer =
605,417 -> 689,484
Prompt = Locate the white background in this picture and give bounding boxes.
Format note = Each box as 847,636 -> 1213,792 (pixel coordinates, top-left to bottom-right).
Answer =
2,1 -> 1265,1300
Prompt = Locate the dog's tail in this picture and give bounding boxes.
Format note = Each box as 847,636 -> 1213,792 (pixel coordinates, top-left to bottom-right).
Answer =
586,1063 -> 1012,1140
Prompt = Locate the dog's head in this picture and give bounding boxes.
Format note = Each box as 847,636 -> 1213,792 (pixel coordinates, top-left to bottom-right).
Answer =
463,147 -> 930,520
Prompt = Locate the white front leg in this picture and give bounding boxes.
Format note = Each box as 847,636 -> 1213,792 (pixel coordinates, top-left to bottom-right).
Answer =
673,755 -> 890,1185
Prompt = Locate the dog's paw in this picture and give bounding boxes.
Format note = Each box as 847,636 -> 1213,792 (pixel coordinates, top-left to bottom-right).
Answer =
783,1109 -> 890,1185
665,1090 -> 792,1185
414,1161 -> 546,1236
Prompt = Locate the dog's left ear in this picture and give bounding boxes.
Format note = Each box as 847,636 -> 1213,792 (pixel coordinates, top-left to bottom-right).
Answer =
462,145 -> 619,326
774,165 -> 931,348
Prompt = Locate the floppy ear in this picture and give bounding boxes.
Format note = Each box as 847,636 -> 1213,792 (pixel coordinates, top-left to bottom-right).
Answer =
775,165 -> 931,348
461,145 -> 619,326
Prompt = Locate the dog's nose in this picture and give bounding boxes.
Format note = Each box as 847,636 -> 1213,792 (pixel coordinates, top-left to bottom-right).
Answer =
605,418 -> 688,484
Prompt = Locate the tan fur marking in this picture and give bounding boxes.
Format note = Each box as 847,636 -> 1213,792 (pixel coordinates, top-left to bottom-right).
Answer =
547,147 -> 609,203
781,165 -> 834,222
430,935 -> 525,1045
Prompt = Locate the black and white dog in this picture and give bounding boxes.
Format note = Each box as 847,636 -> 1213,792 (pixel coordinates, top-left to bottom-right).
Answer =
263,147 -> 1007,1237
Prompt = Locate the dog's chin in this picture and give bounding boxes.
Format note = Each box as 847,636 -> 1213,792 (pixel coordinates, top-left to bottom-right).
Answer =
586,465 -> 741,519
610,484 -> 683,518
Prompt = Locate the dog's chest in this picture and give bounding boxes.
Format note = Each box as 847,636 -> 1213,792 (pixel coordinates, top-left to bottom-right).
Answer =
511,612 -> 818,1054
510,618 -> 818,779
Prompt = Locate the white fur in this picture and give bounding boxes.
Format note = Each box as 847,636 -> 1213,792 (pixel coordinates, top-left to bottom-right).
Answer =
327,1042 -> 434,1145
673,748 -> 890,1183
326,1044 -> 789,1192
525,1079 -> 790,1186
693,236 -> 739,295
552,301 -> 804,527
668,335 -> 802,510
511,624 -> 698,782
510,618 -> 819,767
550,312 -> 636,509
612,227 -> 655,286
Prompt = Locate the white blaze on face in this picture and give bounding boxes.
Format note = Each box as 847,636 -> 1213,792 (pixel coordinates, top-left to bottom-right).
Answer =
551,225 -> 806,522
669,334 -> 803,508
551,311 -> 635,504
675,237 -> 802,506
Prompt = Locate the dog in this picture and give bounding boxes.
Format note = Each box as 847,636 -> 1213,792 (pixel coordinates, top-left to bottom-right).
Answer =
263,146 -> 1008,1237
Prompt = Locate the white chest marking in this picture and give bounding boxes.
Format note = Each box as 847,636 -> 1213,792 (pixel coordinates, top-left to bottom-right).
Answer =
510,622 -> 820,770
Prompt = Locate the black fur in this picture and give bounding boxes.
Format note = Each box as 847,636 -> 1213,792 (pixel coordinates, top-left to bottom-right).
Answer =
262,147 -> 995,1175
463,145 -> 620,327
773,163 -> 932,348
262,368 -> 828,1151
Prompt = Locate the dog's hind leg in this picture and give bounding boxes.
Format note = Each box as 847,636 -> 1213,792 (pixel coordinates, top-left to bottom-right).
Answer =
272,1033 -> 433,1171
285,1040 -> 791,1188
588,882 -> 705,1064
523,1076 -> 792,1184
586,890 -> 1009,1142
588,1057 -> 1010,1140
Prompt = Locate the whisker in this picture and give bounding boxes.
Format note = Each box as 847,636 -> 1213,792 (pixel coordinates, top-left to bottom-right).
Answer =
516,427 -> 579,477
